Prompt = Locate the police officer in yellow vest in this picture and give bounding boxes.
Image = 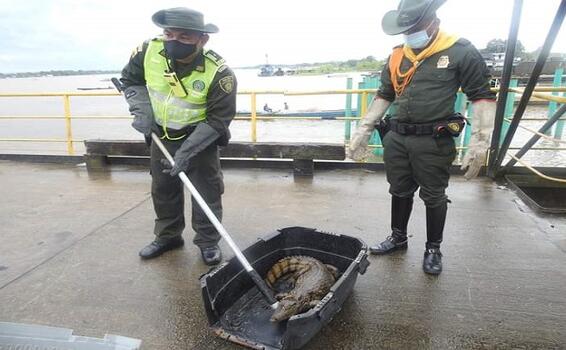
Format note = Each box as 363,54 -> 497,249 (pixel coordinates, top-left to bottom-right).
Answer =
348,0 -> 496,274
120,8 -> 237,265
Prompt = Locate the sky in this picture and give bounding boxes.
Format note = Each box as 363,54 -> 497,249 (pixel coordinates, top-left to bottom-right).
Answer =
0,0 -> 565,73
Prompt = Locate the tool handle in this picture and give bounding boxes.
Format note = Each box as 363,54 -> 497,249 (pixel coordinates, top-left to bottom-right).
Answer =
150,133 -> 278,308
249,270 -> 278,306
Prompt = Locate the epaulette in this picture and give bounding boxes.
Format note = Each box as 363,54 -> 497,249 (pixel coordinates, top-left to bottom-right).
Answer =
204,49 -> 226,66
130,39 -> 150,59
455,38 -> 471,46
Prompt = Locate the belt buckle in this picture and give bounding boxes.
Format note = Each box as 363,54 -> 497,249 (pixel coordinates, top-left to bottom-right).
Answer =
405,124 -> 416,134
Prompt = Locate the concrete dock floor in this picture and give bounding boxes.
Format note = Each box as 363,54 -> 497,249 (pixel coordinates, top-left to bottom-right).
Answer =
1,160 -> 565,349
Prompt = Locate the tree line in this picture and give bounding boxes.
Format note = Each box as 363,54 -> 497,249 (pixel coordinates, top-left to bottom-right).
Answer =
0,70 -> 120,79
3,39 -> 564,78
481,38 -> 565,61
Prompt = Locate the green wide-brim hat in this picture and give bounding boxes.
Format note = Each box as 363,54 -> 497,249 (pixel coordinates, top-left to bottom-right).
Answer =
152,7 -> 219,33
382,0 -> 446,35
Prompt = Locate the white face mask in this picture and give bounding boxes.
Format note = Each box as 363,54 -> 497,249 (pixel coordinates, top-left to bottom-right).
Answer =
403,20 -> 435,49
403,30 -> 431,49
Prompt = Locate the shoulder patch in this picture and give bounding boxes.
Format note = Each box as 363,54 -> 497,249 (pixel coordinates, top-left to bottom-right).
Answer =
217,64 -> 228,73
205,49 -> 225,65
219,76 -> 234,94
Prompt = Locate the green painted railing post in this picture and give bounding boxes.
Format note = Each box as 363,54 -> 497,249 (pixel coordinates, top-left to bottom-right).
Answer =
551,68 -> 564,139
558,90 -> 566,140
344,78 -> 353,141
547,68 -> 563,135
501,79 -> 518,145
454,92 -> 467,156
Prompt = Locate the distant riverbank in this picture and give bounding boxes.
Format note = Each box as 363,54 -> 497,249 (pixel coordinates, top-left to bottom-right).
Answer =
0,70 -> 120,79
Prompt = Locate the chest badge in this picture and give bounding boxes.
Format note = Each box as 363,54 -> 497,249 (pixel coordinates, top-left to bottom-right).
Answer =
437,55 -> 450,69
192,80 -> 205,92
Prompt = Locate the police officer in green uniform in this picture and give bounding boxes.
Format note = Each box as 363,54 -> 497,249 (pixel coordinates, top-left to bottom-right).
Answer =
348,0 -> 496,274
120,7 -> 237,265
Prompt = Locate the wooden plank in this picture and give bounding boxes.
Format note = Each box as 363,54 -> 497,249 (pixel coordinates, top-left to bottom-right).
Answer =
84,140 -> 345,160
84,140 -> 150,156
220,142 -> 344,160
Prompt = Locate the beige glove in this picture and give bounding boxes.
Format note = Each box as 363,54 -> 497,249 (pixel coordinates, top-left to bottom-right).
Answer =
461,99 -> 496,179
347,97 -> 392,161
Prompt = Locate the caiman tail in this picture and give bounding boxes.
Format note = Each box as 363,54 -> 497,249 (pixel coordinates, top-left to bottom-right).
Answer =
266,255 -> 313,287
266,255 -> 337,322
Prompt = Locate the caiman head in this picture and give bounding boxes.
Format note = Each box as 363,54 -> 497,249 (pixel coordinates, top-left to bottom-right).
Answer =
270,296 -> 301,322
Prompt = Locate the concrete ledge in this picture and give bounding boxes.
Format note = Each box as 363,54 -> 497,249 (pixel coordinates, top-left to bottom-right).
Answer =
0,154 -> 84,164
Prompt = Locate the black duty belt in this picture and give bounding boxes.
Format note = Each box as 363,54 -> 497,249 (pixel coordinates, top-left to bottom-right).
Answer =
389,120 -> 434,135
378,113 -> 466,139
153,122 -> 197,140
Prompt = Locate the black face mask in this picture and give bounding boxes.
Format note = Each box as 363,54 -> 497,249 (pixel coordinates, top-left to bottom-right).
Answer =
164,40 -> 197,59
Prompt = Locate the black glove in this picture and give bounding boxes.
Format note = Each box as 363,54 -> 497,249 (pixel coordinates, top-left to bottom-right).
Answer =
124,86 -> 154,136
144,134 -> 152,147
164,123 -> 220,177
160,158 -> 177,175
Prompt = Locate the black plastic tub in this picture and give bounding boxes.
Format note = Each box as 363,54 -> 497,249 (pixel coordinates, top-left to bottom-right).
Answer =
200,226 -> 369,350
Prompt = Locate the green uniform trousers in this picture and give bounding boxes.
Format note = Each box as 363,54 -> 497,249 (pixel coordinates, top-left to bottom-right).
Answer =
383,131 -> 457,208
149,137 -> 223,248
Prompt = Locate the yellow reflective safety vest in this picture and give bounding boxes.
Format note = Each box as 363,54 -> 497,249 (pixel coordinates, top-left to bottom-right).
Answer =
143,38 -> 224,131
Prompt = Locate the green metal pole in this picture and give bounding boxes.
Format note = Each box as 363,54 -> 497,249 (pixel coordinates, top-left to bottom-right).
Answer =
559,90 -> 566,140
552,67 -> 564,139
547,67 -> 563,135
502,79 -> 518,144
344,78 -> 353,141
454,92 -> 467,157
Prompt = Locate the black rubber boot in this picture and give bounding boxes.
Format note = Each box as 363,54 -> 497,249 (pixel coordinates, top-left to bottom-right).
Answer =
423,248 -> 443,275
423,202 -> 447,274
200,245 -> 223,266
370,195 -> 413,255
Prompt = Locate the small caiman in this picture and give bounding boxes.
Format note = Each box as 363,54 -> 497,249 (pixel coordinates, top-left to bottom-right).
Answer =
266,255 -> 338,322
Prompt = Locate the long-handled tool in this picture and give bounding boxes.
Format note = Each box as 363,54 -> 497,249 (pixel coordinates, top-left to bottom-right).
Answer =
151,133 -> 278,308
111,78 -> 278,308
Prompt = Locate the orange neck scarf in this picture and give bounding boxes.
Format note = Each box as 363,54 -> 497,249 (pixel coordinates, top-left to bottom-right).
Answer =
389,30 -> 460,97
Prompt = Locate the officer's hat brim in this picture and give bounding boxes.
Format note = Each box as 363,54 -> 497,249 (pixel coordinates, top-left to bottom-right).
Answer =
382,0 -> 446,35
152,8 -> 219,34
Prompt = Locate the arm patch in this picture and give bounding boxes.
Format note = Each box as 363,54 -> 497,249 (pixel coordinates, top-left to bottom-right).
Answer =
219,76 -> 234,93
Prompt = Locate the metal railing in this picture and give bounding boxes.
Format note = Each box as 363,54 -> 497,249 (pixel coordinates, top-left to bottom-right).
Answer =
0,89 -> 375,154
0,86 -> 565,178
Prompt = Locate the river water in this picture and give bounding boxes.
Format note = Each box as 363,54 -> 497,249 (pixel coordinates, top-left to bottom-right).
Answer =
0,69 -> 564,167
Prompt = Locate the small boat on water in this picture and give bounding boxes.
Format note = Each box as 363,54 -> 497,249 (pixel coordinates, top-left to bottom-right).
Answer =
258,64 -> 275,77
258,65 -> 285,77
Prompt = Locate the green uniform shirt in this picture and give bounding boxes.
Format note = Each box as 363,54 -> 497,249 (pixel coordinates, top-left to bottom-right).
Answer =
120,40 -> 237,137
378,38 -> 496,123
